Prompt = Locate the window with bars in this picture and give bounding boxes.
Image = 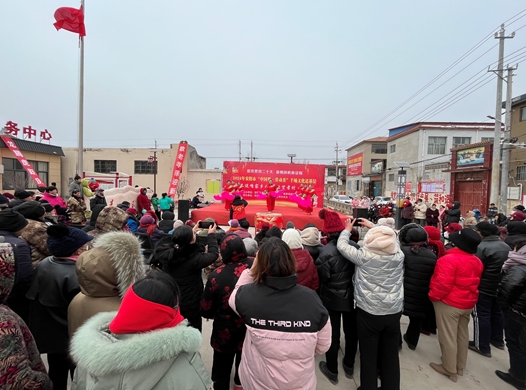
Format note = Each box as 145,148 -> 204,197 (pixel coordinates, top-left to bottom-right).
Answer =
428,136 -> 447,154
481,137 -> 493,142
94,160 -> 117,173
388,174 -> 395,182
2,158 -> 49,190
453,137 -> 471,148
134,161 -> 157,174
517,166 -> 526,181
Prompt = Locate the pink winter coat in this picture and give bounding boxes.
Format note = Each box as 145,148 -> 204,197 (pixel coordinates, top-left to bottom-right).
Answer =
429,247 -> 483,310
40,192 -> 67,209
229,269 -> 331,390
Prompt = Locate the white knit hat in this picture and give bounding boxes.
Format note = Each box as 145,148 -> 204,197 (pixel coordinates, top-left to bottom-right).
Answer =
282,229 -> 303,250
363,226 -> 398,255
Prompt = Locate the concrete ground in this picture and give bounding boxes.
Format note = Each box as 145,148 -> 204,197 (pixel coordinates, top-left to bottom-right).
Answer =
198,315 -> 513,390
43,220 -> 514,389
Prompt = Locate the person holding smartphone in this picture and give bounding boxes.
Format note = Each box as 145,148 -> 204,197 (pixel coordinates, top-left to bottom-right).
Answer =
153,221 -> 218,332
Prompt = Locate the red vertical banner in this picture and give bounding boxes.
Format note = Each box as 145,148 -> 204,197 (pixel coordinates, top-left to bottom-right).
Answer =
1,136 -> 46,187
167,141 -> 188,198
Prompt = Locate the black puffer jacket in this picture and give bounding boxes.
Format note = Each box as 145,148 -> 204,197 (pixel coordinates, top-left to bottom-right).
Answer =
444,201 -> 461,224
305,244 -> 324,261
154,233 -> 219,322
476,236 -> 511,296
399,224 -> 437,318
315,239 -> 356,312
504,221 -> 526,250
498,264 -> 526,314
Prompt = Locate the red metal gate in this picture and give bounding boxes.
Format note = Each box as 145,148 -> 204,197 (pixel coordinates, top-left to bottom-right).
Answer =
456,181 -> 483,216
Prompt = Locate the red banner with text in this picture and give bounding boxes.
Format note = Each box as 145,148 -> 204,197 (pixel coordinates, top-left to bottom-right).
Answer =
167,141 -> 188,198
1,136 -> 46,187
222,161 -> 326,208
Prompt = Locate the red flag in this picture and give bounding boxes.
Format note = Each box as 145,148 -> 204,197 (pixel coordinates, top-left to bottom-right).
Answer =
53,6 -> 86,37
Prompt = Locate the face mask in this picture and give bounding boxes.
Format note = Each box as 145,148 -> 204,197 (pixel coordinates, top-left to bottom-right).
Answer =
444,232 -> 449,239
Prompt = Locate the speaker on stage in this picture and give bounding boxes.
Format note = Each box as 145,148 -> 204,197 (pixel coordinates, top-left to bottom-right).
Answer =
353,208 -> 369,220
178,199 -> 190,222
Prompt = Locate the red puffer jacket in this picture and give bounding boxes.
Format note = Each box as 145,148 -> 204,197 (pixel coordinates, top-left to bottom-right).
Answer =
429,247 -> 483,310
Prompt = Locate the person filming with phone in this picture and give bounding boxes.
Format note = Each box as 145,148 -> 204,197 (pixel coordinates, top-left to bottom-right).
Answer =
337,216 -> 404,390
153,220 -> 219,332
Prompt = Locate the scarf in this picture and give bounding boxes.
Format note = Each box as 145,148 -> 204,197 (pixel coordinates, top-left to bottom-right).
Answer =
140,222 -> 157,236
427,238 -> 446,258
409,241 -> 428,255
502,246 -> 526,272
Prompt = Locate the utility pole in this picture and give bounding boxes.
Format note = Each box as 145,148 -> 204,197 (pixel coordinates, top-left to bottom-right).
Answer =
150,139 -> 159,194
334,142 -> 341,195
489,24 -> 514,209
238,140 -> 242,161
499,65 -> 518,215
77,0 -> 86,176
250,141 -> 253,162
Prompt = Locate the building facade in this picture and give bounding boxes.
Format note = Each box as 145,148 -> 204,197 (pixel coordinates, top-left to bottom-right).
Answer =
385,122 -> 495,204
345,137 -> 388,198
0,137 -> 64,194
509,93 -> 526,209
62,143 -> 221,201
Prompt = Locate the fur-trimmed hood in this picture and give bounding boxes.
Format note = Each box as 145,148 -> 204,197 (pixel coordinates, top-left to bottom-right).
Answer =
70,311 -> 202,376
76,231 -> 145,298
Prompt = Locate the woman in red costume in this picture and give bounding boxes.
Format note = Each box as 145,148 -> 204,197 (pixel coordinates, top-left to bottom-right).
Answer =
265,179 -> 278,212
224,180 -> 235,210
305,184 -> 316,214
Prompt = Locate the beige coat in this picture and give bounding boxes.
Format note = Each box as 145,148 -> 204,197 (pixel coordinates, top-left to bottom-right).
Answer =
68,231 -> 145,337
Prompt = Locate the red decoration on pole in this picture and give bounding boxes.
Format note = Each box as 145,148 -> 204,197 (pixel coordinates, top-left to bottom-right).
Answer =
1,136 -> 46,187
167,142 -> 188,198
53,6 -> 86,36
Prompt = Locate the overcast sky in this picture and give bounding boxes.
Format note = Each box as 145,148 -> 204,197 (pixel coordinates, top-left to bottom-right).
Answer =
1,1 -> 526,169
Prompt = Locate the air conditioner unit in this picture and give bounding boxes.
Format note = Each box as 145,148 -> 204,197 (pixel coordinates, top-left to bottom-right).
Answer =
507,186 -> 522,200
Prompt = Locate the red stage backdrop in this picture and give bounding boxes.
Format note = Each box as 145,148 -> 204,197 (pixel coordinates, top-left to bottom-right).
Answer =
222,161 -> 326,208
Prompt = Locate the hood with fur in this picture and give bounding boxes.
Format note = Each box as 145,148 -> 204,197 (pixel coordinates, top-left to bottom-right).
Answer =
76,231 -> 145,298
70,312 -> 201,376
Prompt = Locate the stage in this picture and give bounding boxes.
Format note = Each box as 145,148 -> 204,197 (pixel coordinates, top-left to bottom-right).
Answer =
190,200 -> 348,231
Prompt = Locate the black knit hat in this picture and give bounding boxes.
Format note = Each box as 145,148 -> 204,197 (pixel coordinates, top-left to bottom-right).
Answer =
46,225 -> 93,257
39,200 -> 54,213
14,190 -> 32,200
16,201 -> 45,221
0,209 -> 28,232
0,195 -> 9,207
475,221 -> 498,237
448,228 -> 481,254
399,223 -> 428,245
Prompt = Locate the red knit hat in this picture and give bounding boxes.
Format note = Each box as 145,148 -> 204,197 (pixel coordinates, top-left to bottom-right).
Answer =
445,223 -> 462,234
318,208 -> 345,234
109,285 -> 184,334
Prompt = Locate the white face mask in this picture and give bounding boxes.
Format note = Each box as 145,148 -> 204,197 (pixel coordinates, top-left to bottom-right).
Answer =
444,232 -> 449,239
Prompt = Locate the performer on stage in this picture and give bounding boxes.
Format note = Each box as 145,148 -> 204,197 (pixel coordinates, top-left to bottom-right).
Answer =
265,179 -> 279,212
223,180 -> 234,212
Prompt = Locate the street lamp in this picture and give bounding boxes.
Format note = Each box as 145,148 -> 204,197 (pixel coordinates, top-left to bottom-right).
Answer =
287,154 -> 296,164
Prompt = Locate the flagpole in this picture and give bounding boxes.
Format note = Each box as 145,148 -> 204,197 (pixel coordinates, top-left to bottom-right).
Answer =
77,0 -> 85,177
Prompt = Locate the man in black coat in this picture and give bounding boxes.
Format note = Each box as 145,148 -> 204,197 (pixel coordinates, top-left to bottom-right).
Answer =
469,222 -> 511,357
444,201 -> 461,225
399,224 -> 437,350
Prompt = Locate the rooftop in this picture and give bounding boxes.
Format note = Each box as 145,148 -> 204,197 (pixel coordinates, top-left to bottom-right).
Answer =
387,122 -> 495,142
345,136 -> 388,151
0,136 -> 65,156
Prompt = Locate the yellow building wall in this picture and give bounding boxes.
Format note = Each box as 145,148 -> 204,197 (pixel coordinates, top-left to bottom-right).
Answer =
0,148 -> 62,194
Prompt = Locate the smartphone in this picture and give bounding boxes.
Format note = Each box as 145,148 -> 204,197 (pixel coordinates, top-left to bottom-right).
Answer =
355,218 -> 363,223
198,221 -> 213,229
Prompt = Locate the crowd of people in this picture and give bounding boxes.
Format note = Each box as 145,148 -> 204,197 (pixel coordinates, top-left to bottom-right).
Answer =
0,182 -> 525,390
